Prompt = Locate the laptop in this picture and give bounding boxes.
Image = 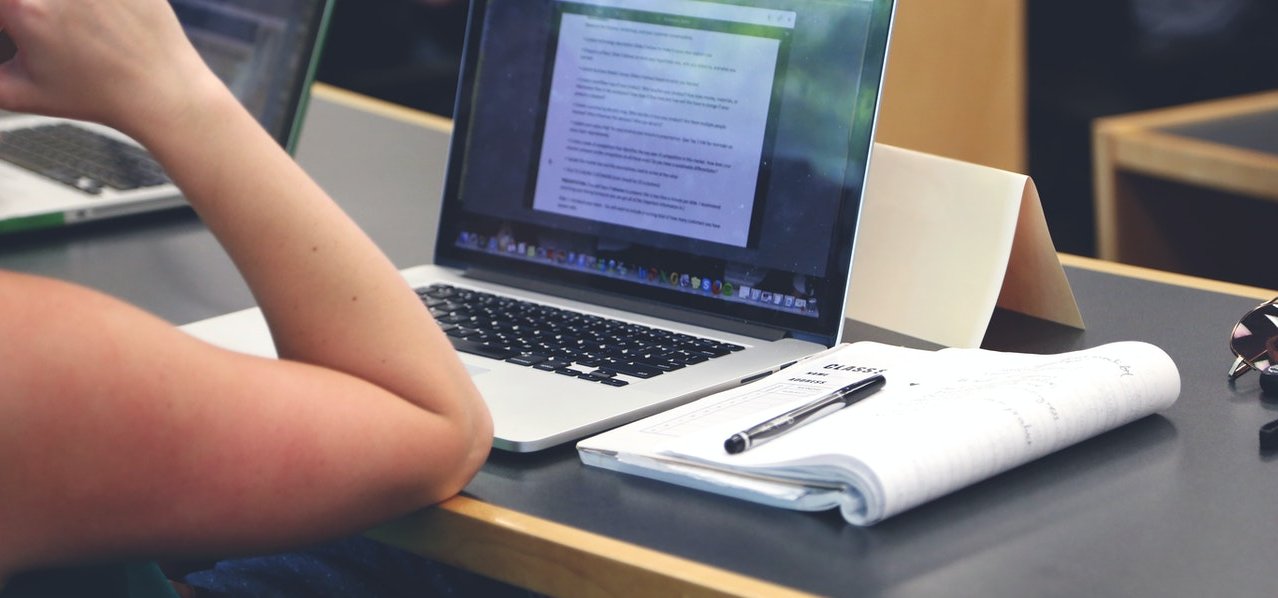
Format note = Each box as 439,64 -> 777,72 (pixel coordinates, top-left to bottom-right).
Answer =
0,0 -> 334,234
182,0 -> 897,452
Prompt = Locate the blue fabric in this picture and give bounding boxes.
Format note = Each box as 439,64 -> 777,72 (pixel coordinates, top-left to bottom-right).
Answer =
181,535 -> 539,598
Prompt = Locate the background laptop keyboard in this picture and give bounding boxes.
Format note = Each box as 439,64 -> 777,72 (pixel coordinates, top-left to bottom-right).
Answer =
417,283 -> 744,387
0,123 -> 170,195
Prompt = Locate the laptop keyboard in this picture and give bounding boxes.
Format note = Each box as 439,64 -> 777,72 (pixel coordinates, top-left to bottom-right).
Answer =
417,283 -> 744,387
0,123 -> 171,194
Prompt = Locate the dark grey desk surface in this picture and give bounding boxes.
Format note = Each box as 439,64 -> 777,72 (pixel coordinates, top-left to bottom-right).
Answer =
4,87 -> 1278,597
1161,109 -> 1278,157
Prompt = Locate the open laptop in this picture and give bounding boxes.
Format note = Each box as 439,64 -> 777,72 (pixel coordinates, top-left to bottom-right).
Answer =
182,0 -> 896,452
0,0 -> 334,234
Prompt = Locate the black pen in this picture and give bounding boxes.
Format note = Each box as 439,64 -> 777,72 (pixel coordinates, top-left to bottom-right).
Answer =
724,374 -> 886,454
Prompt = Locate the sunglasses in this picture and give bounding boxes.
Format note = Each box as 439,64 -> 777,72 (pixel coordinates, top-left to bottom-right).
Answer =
1229,296 -> 1278,380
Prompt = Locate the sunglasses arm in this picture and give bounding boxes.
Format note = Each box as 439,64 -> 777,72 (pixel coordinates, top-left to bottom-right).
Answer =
1229,356 -> 1254,380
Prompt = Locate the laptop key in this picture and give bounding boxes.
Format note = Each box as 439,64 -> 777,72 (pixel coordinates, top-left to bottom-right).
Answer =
599,362 -> 662,379
506,354 -> 549,367
692,346 -> 733,358
635,359 -> 685,372
448,336 -> 516,360
669,352 -> 709,365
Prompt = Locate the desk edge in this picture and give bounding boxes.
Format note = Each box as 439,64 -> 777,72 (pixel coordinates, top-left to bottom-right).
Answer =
369,496 -> 816,598
312,83 -> 454,135
1059,253 -> 1275,300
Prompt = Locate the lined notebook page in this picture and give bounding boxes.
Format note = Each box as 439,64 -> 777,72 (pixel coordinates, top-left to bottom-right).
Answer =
667,341 -> 1180,524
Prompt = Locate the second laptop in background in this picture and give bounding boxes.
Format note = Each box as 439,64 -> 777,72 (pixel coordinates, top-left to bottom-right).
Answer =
0,0 -> 333,233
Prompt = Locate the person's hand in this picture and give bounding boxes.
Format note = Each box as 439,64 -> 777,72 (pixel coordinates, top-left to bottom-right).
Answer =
0,0 -> 221,139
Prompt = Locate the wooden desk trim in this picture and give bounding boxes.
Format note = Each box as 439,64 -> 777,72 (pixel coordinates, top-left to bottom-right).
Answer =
1105,130 -> 1278,203
368,496 -> 814,598
1092,90 -> 1278,261
1059,253 -> 1275,301
1093,90 -> 1278,131
313,83 -> 454,135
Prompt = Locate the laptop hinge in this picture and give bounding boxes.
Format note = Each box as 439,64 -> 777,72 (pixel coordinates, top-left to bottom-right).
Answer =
463,267 -> 789,342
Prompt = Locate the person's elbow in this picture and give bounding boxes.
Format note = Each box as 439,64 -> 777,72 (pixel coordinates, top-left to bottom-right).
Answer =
412,400 -> 494,507
441,403 -> 494,501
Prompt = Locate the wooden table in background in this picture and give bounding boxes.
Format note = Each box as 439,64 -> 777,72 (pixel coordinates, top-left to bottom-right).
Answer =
1093,90 -> 1278,289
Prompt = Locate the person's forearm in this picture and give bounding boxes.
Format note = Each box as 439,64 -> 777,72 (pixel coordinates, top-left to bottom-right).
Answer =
130,76 -> 484,424
0,1 -> 493,572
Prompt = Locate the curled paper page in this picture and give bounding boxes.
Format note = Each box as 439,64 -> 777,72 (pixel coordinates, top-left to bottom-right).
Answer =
581,341 -> 1179,526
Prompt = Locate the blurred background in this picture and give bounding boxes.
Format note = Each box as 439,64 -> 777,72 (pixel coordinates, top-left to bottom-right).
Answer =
317,0 -> 468,117
316,0 -> 1278,275
1029,0 -> 1278,257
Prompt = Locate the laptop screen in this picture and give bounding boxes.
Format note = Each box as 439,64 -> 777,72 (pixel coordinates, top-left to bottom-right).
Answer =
436,0 -> 894,345
172,0 -> 332,150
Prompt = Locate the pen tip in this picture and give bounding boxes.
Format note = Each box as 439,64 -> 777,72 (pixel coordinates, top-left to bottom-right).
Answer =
724,434 -> 746,454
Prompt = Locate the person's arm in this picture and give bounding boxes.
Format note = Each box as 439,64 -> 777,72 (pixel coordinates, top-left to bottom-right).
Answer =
0,0 -> 490,578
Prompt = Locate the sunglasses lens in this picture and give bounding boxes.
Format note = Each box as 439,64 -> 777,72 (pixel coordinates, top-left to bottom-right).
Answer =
1232,300 -> 1278,372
